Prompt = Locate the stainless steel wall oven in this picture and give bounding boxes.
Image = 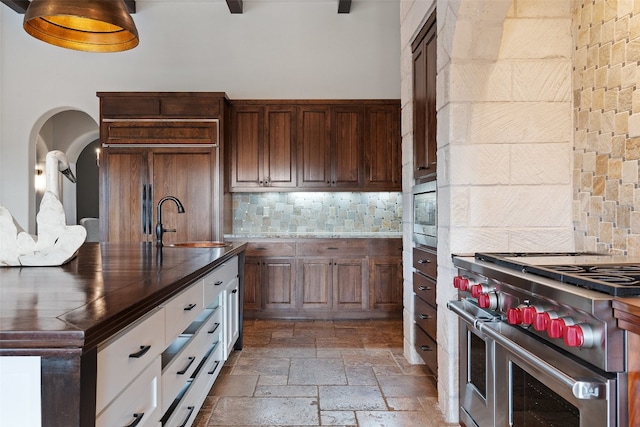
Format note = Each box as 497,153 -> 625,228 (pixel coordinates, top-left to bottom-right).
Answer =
413,180 -> 436,247
449,253 -> 632,427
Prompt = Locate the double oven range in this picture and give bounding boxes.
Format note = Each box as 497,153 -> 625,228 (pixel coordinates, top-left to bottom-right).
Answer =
449,253 -> 638,427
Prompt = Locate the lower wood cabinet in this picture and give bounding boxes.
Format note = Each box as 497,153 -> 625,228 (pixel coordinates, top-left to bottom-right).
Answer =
95,256 -> 239,427
241,238 -> 402,319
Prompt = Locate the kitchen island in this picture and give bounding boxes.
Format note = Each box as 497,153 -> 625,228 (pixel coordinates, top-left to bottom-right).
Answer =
0,241 -> 247,427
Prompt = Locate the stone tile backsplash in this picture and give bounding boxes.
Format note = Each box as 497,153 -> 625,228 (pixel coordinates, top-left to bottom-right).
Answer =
231,192 -> 402,235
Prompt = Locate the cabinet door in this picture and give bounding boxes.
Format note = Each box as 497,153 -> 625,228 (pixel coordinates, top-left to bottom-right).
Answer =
243,256 -> 262,311
230,105 -> 264,189
264,106 -> 297,188
297,258 -> 332,310
333,258 -> 367,310
101,147 -> 150,242
369,256 -> 403,311
150,147 -> 215,244
263,257 -> 296,310
364,104 -> 401,189
413,14 -> 437,180
298,105 -> 331,188
332,107 -> 364,188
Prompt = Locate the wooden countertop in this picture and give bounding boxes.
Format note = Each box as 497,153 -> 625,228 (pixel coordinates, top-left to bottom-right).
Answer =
0,241 -> 247,352
613,296 -> 640,335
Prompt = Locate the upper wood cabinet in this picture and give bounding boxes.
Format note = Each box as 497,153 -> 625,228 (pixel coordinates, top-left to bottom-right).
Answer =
229,104 -> 297,190
98,92 -> 226,146
229,100 -> 400,192
412,14 -> 437,181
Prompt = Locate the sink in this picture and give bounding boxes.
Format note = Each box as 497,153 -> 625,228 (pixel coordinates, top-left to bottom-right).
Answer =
165,241 -> 231,248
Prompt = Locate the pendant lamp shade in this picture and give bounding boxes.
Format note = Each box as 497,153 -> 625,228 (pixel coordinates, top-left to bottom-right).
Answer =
24,0 -> 139,53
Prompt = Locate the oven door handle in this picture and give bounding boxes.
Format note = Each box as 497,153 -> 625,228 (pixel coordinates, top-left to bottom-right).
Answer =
447,300 -> 607,401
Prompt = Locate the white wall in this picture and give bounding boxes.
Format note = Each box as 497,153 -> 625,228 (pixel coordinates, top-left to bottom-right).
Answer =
0,0 -> 400,230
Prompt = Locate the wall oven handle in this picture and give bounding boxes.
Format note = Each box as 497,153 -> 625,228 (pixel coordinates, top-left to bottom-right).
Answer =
447,300 -> 608,401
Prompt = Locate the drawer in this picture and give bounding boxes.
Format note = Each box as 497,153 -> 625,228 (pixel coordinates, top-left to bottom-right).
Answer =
96,307 -> 165,414
161,307 -> 222,413
414,325 -> 438,376
368,238 -> 402,256
203,257 -> 238,308
413,247 -> 437,279
414,296 -> 437,339
96,355 -> 161,427
162,281 -> 205,346
296,239 -> 367,257
413,272 -> 436,307
247,241 -> 296,257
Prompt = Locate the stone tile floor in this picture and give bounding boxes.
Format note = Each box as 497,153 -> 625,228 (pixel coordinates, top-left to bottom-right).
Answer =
193,319 -> 458,427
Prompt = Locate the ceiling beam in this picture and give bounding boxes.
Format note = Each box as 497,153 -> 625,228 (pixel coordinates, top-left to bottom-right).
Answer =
338,0 -> 351,14
226,0 -> 242,14
1,0 -> 137,14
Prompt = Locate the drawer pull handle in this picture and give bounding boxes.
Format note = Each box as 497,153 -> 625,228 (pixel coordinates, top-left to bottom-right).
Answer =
128,345 -> 151,359
184,303 -> 197,311
327,247 -> 339,250
231,289 -> 238,294
417,166 -> 428,170
417,259 -> 430,264
420,345 -> 434,351
418,314 -> 432,320
208,360 -> 221,375
177,356 -> 196,375
256,247 -> 267,251
208,322 -> 220,334
215,280 -> 223,286
418,286 -> 432,291
178,406 -> 196,427
124,412 -> 144,427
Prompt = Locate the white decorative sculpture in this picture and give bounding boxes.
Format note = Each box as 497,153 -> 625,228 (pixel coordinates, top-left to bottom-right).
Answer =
0,150 -> 87,267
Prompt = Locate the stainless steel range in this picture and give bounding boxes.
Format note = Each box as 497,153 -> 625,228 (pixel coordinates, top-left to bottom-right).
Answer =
448,252 -> 635,427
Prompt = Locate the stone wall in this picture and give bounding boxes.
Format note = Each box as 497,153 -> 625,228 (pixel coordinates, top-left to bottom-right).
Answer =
573,0 -> 640,255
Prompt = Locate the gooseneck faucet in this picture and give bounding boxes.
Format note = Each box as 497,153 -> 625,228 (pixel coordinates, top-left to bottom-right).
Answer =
156,196 -> 185,247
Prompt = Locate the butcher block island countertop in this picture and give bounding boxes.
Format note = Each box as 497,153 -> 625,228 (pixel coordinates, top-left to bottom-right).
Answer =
0,241 -> 247,427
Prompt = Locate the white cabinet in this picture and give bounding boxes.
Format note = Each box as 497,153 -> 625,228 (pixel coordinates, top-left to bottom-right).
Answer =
95,255 -> 240,427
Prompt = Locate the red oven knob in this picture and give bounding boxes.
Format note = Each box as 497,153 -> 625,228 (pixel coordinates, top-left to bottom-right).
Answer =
478,292 -> 498,310
470,284 -> 486,298
564,325 -> 584,347
521,306 -> 538,325
507,308 -> 523,325
533,312 -> 551,331
453,276 -> 470,291
548,318 -> 566,338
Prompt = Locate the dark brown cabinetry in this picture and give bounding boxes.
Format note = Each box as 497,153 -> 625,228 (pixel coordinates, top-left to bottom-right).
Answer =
412,13 -> 437,181
97,92 -> 227,243
229,104 -> 297,190
229,100 -> 400,192
238,238 -> 402,319
413,246 -> 438,376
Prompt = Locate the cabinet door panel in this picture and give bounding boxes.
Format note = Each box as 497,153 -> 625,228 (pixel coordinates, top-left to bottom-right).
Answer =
369,256 -> 403,311
264,257 -> 296,310
231,107 -> 263,188
150,148 -> 214,244
333,258 -> 366,310
365,105 -> 400,189
101,148 -> 149,242
332,108 -> 363,188
298,258 -> 332,310
243,257 -> 262,311
298,106 -> 331,188
265,107 -> 296,187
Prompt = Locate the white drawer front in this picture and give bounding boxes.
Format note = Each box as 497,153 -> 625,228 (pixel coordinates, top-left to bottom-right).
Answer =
161,307 -> 222,413
203,256 -> 238,308
96,356 -> 161,427
97,307 -> 165,414
163,281 -> 204,346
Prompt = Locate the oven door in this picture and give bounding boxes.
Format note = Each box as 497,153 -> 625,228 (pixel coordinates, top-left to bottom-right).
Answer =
449,300 -> 498,427
486,321 -> 619,427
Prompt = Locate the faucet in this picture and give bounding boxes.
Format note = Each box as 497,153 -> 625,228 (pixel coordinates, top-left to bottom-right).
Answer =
156,196 -> 185,247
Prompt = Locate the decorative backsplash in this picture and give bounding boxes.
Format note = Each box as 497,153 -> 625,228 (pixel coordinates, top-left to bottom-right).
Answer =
231,192 -> 402,235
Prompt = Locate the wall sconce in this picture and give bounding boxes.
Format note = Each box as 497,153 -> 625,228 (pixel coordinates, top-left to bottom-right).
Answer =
23,0 -> 139,53
96,148 -> 101,168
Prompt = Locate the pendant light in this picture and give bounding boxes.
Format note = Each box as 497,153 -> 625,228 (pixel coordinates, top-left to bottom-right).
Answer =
23,0 -> 139,53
